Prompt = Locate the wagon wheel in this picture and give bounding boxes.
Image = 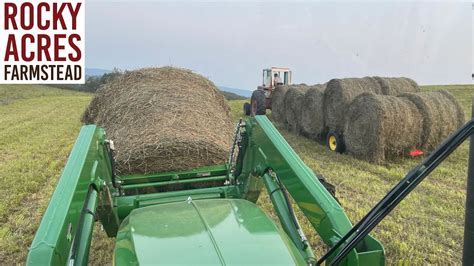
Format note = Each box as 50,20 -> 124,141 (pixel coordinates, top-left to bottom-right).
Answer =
327,130 -> 345,153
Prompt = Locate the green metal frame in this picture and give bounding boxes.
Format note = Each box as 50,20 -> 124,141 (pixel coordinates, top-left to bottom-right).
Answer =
27,116 -> 385,265
27,126 -> 117,265
235,116 -> 384,265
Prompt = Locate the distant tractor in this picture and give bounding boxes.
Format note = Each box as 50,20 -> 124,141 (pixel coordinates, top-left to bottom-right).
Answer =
243,67 -> 292,116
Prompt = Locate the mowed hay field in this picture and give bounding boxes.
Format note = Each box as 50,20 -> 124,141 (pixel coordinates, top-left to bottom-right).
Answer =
0,84 -> 472,264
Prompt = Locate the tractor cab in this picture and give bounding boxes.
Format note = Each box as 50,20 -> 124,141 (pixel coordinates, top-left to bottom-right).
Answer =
244,67 -> 292,116
261,67 -> 292,91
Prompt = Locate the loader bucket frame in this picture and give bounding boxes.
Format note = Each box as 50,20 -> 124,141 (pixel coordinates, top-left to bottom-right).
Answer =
28,117 -> 386,265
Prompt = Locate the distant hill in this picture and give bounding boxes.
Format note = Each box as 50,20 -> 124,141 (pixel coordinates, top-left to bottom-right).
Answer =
85,68 -> 111,77
220,90 -> 247,100
219,86 -> 252,98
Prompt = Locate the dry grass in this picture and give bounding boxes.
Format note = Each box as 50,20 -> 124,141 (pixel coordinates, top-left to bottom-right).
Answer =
0,84 -> 472,264
0,85 -> 91,264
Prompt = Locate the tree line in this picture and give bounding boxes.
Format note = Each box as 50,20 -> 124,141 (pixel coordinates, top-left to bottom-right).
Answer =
52,68 -> 247,100
51,68 -> 123,92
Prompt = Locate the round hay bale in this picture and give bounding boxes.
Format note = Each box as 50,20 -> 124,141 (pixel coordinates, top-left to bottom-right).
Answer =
406,78 -> 420,90
284,84 -> 310,133
300,84 -> 326,139
271,85 -> 289,123
82,67 -> 234,175
374,77 -> 420,95
438,90 -> 465,126
324,77 -> 382,133
344,93 -> 423,163
399,90 -> 465,150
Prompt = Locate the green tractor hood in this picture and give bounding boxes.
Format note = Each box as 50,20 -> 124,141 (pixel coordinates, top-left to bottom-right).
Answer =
114,199 -> 306,265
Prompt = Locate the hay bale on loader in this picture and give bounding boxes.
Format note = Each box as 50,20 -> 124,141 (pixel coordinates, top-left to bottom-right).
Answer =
400,90 -> 465,150
374,77 -> 420,95
82,67 -> 234,175
344,93 -> 423,163
324,77 -> 382,133
300,84 -> 326,139
271,85 -> 289,123
284,85 -> 310,133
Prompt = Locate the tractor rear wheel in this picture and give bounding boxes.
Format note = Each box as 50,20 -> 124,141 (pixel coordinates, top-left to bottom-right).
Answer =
243,102 -> 251,116
251,90 -> 266,116
327,130 -> 345,153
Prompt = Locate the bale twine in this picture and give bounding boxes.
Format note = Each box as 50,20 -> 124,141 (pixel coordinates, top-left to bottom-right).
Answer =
82,67 -> 234,175
399,90 -> 465,150
284,84 -> 310,133
300,84 -> 326,139
324,77 -> 382,132
374,77 -> 420,95
271,85 -> 289,123
344,93 -> 423,163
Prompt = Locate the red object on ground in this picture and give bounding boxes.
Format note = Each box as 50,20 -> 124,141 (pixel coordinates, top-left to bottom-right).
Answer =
409,149 -> 424,157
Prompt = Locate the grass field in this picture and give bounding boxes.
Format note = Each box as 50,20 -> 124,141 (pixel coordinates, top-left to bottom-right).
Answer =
0,84 -> 472,264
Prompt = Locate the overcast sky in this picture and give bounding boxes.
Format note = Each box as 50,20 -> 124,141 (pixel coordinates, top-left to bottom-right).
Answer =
86,1 -> 472,90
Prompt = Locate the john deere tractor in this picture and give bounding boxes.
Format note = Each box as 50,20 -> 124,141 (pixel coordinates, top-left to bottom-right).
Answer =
27,114 -> 474,265
244,67 -> 292,116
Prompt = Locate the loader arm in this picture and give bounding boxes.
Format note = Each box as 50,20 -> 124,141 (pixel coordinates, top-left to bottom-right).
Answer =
236,115 -> 474,266
234,115 -> 385,265
27,126 -> 118,265
27,117 -> 385,266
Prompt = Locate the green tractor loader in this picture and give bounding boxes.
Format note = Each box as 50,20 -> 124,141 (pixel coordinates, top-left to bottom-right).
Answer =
27,114 -> 474,265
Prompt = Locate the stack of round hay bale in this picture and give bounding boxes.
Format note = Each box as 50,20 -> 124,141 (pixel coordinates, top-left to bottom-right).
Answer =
271,84 -> 309,128
271,77 -> 421,138
271,84 -> 327,137
270,75 -> 464,163
82,67 -> 234,175
324,77 -> 420,133
344,90 -> 464,162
